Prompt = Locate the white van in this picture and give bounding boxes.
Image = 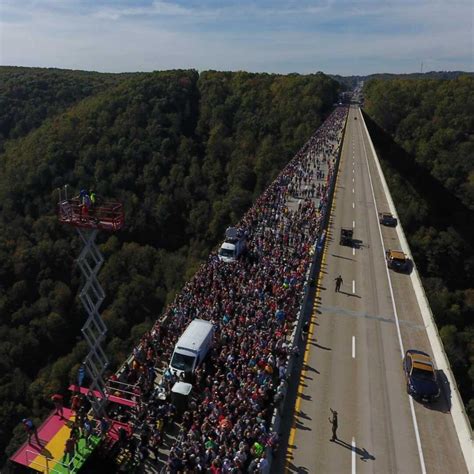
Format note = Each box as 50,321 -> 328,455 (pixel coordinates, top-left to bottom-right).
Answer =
218,227 -> 246,262
169,319 -> 214,377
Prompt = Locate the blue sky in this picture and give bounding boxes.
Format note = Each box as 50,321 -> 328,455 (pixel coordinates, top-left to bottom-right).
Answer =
0,0 -> 472,75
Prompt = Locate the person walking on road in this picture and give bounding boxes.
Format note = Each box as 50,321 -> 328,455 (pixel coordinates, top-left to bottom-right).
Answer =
335,275 -> 343,293
329,408 -> 338,441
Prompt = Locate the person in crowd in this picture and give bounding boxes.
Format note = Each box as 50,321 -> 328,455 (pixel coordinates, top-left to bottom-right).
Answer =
22,418 -> 41,445
51,393 -> 64,418
63,434 -> 77,464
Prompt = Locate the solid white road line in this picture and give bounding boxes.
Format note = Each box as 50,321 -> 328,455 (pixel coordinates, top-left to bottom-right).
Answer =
352,437 -> 356,474
352,280 -> 356,293
352,336 -> 356,359
360,114 -> 427,474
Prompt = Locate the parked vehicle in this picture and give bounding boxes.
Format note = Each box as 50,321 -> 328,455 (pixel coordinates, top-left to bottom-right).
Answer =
340,227 -> 354,246
218,227 -> 246,262
403,350 -> 440,403
169,319 -> 214,378
385,249 -> 410,272
379,212 -> 397,227
171,381 -> 193,416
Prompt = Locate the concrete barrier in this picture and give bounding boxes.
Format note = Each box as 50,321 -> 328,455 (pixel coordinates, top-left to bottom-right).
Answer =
360,108 -> 473,473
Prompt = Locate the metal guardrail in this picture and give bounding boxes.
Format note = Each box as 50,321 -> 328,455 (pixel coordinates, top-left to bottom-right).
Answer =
25,448 -> 76,473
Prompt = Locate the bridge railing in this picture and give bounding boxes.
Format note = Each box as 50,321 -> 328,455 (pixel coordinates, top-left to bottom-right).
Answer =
25,448 -> 76,473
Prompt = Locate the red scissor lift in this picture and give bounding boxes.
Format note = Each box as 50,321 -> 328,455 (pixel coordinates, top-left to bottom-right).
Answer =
58,197 -> 124,232
11,188 -> 133,473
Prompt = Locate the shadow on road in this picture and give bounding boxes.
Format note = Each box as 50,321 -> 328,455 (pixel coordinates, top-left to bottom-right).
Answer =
352,239 -> 365,249
332,438 -> 376,461
424,370 -> 452,413
295,410 -> 312,421
295,421 -> 312,431
331,253 -> 355,261
303,363 -> 320,374
298,392 -> 312,401
339,291 -> 362,299
310,341 -> 332,351
287,462 -> 310,473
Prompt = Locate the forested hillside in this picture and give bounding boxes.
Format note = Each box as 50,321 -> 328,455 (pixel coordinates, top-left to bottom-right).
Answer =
0,68 -> 340,463
331,71 -> 472,90
0,66 -> 135,151
363,76 -> 474,423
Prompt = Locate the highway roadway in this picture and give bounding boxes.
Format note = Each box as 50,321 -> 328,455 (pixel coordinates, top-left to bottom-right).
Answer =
280,106 -> 468,473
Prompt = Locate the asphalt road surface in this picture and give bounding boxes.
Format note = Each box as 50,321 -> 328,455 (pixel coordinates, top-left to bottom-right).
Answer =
279,106 -> 468,474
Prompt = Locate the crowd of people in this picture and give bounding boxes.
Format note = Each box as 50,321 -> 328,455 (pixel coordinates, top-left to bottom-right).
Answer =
109,106 -> 348,472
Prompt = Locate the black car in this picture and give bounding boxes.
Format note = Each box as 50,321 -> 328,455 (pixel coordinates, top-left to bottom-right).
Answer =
340,227 -> 353,246
379,212 -> 397,227
403,350 -> 440,402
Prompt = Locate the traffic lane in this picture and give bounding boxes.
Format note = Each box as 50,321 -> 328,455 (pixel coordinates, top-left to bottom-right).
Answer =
359,112 -> 468,474
369,180 -> 468,472
290,298 -> 359,473
321,113 -> 416,474
312,141 -> 364,473
287,131 -> 358,472
349,110 -> 419,472
352,125 -> 422,473
376,229 -> 468,470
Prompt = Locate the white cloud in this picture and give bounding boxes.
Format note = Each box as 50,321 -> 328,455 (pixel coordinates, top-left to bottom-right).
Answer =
0,0 -> 472,74
92,1 -> 199,21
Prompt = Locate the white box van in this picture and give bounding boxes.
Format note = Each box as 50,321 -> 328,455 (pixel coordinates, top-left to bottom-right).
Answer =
169,319 -> 214,378
218,227 -> 246,262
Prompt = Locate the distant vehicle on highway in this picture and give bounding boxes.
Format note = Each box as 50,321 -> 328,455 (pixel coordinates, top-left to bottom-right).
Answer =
379,212 -> 397,227
403,350 -> 440,403
385,249 -> 410,272
218,227 -> 246,262
340,227 -> 354,246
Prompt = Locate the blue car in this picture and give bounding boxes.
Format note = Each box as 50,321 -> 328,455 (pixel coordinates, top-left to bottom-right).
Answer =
403,350 -> 440,403
379,212 -> 397,227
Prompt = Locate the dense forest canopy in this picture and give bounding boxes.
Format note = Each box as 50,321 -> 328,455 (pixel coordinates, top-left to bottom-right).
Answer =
0,67 -> 340,465
0,66 -> 137,152
331,71 -> 473,90
363,75 -> 474,424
